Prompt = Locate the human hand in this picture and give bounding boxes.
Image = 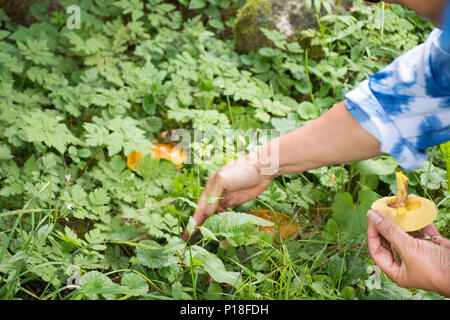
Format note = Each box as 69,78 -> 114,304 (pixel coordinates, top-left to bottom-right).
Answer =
367,209 -> 450,297
181,156 -> 273,242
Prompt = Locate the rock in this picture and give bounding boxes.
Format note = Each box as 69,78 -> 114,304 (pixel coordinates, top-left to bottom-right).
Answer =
0,0 -> 61,26
233,0 -> 352,53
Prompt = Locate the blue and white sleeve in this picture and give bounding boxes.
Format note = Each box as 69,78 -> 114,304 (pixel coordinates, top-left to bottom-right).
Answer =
344,26 -> 450,172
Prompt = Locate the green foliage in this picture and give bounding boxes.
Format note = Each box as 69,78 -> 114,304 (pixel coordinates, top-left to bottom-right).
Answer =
0,0 -> 446,301
201,211 -> 274,245
322,189 -> 378,242
440,141 -> 450,193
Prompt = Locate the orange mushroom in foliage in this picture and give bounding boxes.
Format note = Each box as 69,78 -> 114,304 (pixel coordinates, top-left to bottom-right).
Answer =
247,209 -> 300,242
127,143 -> 188,172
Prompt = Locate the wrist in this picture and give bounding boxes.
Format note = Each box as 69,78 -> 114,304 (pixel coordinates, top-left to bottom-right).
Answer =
248,143 -> 281,179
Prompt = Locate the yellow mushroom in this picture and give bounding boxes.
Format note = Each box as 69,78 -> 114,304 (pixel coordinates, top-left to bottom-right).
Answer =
371,194 -> 437,232
371,171 -> 437,264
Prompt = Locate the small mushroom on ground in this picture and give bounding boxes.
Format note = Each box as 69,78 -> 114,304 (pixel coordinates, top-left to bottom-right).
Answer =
247,209 -> 300,242
371,171 -> 437,264
127,143 -> 187,172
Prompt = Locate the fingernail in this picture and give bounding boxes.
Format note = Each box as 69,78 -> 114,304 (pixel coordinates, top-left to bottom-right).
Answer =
368,210 -> 383,224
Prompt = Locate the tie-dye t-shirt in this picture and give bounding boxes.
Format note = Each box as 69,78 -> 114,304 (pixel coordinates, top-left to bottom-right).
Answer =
344,5 -> 450,172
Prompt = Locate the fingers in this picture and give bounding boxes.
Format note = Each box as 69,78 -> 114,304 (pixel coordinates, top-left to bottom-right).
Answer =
368,210 -> 411,249
182,174 -> 224,242
431,235 -> 450,249
366,210 -> 403,280
422,223 -> 441,238
182,160 -> 270,242
224,178 -> 273,206
217,163 -> 262,192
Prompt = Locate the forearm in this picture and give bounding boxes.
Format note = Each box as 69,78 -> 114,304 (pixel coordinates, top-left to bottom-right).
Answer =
252,101 -> 383,177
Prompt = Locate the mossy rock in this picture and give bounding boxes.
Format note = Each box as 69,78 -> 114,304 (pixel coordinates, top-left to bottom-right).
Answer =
0,0 -> 61,26
233,0 -> 352,53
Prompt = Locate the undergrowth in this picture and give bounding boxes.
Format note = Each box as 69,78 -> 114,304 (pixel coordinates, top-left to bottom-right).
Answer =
0,0 -> 448,300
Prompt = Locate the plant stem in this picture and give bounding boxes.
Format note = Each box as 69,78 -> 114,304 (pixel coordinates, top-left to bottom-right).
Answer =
305,49 -> 319,118
226,95 -> 234,128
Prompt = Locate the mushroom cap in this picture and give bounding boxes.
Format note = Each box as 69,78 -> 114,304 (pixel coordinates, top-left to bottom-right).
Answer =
247,209 -> 299,241
127,143 -> 187,171
150,143 -> 187,169
371,195 -> 437,232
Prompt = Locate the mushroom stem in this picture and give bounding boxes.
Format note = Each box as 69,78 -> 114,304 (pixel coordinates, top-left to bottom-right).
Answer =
395,171 -> 409,208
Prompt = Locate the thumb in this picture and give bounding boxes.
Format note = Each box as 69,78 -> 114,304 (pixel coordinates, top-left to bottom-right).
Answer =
367,210 -> 411,251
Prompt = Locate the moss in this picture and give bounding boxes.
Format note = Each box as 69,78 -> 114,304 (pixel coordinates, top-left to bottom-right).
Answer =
0,0 -> 61,26
233,0 -> 353,55
233,0 -> 273,53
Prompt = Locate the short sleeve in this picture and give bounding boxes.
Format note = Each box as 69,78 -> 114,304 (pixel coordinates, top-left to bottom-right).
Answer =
344,28 -> 450,172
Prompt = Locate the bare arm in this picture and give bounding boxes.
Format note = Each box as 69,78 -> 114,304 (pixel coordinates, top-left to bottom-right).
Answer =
182,100 -> 383,241
253,100 -> 383,177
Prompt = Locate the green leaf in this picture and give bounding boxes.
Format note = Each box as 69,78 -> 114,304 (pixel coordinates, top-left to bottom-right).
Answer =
204,282 -> 223,300
261,28 -> 287,49
208,19 -> 224,30
189,0 -> 207,10
327,255 -> 346,287
0,52 -> 25,73
341,256 -> 368,288
17,38 -> 55,66
199,226 -> 220,242
171,281 -> 183,299
321,218 -> 338,242
113,0 -> 145,21
340,286 -> 357,299
142,96 -> 156,115
21,110 -> 79,154
84,228 -> 107,251
420,166 -> 447,190
60,226 -> 83,247
271,118 -> 297,135
27,260 -> 60,286
331,193 -> 354,224
357,188 -> 379,215
202,211 -> 274,246
177,197 -> 198,209
360,175 -> 379,191
354,157 -> 397,176
188,245 -> 242,288
29,2 -> 48,21
0,144 -> 13,160
26,66 -> 50,85
0,8 -> 10,22
121,272 -> 149,296
186,216 -> 197,235
84,117 -> 151,157
136,240 -> 179,269
439,141 -> 450,193
89,188 -> 110,206
296,101 -> 316,119
203,211 -> 274,235
83,123 -> 109,147
259,47 -> 280,58
80,271 -> 117,300
331,189 -> 377,240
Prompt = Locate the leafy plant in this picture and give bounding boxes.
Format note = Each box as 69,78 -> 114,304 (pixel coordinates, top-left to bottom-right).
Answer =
0,0 -> 446,301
